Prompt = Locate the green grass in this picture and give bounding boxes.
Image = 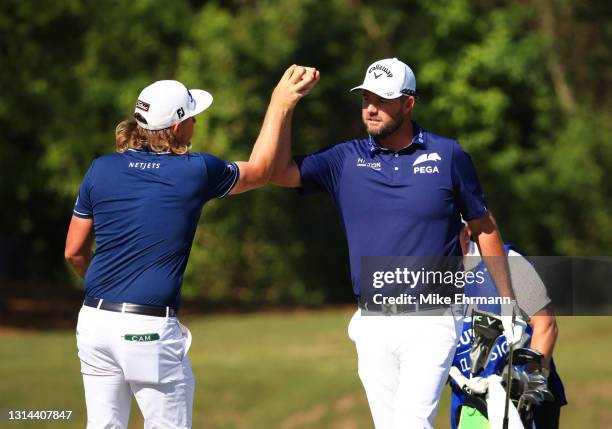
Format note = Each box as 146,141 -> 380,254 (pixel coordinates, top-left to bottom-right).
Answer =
0,310 -> 610,428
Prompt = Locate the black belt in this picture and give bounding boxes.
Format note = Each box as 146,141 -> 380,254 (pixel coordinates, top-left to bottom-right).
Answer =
357,299 -> 447,315
83,296 -> 177,317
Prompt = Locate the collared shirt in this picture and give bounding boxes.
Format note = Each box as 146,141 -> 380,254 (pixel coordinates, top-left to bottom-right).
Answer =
296,122 -> 488,296
73,149 -> 239,308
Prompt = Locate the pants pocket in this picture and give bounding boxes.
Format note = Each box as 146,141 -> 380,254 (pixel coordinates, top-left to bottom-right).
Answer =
177,322 -> 192,359
120,320 -> 191,385
158,321 -> 191,384
121,339 -> 161,384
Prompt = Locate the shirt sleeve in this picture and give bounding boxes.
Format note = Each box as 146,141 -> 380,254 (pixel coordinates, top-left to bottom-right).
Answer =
203,155 -> 240,199
294,144 -> 345,196
451,141 -> 488,221
73,162 -> 95,219
508,249 -> 552,316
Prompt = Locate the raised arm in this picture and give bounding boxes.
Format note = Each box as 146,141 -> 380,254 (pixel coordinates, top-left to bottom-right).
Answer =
229,65 -> 319,195
269,135 -> 302,188
269,68 -> 320,189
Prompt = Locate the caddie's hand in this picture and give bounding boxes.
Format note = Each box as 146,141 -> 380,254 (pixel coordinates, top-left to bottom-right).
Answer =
271,65 -> 320,109
501,300 -> 529,347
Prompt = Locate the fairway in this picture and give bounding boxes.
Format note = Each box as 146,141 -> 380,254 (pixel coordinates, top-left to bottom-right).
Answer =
1,309 -> 610,428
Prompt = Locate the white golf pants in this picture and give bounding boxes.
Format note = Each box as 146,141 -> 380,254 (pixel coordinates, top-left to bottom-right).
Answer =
76,305 -> 194,429
348,309 -> 462,429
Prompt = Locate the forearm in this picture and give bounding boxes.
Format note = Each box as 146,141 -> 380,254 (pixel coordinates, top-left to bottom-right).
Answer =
471,214 -> 515,299
65,215 -> 94,279
66,250 -> 92,279
529,310 -> 558,368
269,105 -> 295,185
479,235 -> 515,299
247,100 -> 295,184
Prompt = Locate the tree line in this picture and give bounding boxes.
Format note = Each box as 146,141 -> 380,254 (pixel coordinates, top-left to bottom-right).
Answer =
1,0 -> 610,303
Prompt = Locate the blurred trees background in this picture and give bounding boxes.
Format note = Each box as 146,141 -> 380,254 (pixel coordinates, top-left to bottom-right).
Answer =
1,0 -> 610,304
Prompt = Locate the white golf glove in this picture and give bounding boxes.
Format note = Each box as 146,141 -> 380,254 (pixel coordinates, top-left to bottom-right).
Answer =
501,300 -> 528,347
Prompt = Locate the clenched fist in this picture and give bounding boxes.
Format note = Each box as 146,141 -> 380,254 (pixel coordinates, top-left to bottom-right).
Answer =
271,64 -> 320,109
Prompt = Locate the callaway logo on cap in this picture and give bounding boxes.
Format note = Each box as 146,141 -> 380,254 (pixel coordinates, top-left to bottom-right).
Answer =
134,80 -> 213,130
350,57 -> 416,99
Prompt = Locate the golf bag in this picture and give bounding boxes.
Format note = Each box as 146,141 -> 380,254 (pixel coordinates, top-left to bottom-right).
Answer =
452,311 -> 554,429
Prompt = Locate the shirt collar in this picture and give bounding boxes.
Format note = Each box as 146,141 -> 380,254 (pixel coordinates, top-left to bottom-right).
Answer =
368,121 -> 427,156
128,148 -> 172,155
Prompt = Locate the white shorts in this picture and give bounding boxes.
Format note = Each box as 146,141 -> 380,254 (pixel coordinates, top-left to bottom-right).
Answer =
76,305 -> 194,429
348,308 -> 462,429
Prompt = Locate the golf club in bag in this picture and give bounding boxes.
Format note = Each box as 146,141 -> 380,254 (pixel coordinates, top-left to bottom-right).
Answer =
451,310 -> 554,428
452,310 -> 506,428
502,347 -> 555,427
470,310 -> 506,377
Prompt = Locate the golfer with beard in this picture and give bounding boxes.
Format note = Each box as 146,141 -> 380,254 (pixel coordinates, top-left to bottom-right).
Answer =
271,58 -> 525,428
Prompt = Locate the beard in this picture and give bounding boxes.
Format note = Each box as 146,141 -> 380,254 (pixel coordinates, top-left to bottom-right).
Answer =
363,111 -> 404,140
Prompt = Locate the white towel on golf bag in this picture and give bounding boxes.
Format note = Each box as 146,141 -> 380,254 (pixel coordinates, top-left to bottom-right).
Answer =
485,375 -> 525,429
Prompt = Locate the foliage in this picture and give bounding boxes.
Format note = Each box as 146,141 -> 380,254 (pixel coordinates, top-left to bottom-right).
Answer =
1,0 -> 610,301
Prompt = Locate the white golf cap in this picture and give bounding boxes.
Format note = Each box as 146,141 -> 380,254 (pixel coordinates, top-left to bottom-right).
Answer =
134,80 -> 213,130
350,57 -> 416,99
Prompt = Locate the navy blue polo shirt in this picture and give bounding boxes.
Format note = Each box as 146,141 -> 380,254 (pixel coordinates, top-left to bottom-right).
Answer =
73,149 -> 239,308
296,122 -> 488,296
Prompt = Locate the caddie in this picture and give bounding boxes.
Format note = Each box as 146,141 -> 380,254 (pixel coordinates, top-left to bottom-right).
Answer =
449,223 -> 567,429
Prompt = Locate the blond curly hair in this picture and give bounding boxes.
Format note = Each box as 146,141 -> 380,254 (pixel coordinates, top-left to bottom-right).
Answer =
115,114 -> 191,155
